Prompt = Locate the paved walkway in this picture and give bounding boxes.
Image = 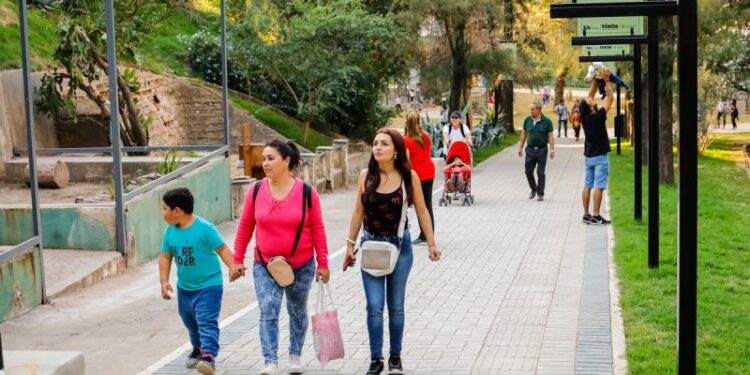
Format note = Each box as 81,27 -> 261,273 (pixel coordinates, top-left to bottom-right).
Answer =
144,137 -> 625,375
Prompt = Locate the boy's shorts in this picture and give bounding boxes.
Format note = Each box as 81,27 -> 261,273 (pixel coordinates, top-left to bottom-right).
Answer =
584,154 -> 610,189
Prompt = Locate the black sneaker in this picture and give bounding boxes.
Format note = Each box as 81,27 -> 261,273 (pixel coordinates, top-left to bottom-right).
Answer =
582,214 -> 593,224
196,355 -> 215,375
366,359 -> 384,375
590,215 -> 611,225
186,347 -> 201,369
388,354 -> 404,374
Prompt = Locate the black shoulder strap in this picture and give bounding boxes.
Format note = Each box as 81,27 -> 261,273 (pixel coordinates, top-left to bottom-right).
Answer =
255,181 -> 311,266
460,124 -> 465,137
252,180 -> 262,204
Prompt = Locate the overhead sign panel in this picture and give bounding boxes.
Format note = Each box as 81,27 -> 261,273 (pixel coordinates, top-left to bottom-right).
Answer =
577,0 -> 645,56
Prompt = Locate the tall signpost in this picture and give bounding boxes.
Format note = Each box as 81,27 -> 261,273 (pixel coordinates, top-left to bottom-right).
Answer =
552,0 -> 698,373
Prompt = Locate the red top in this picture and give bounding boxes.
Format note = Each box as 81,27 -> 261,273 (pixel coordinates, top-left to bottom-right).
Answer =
404,133 -> 435,181
233,178 -> 329,269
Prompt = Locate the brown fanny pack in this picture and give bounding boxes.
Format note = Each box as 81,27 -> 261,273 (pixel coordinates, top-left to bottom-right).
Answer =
253,180 -> 312,287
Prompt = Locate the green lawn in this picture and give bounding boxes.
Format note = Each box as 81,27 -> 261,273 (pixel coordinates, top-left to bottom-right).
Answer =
608,134 -> 750,374
473,132 -> 520,166
0,0 -> 59,69
229,94 -> 332,151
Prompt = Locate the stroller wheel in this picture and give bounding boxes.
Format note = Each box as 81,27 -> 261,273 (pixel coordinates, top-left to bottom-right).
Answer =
462,198 -> 467,206
470,196 -> 475,204
439,198 -> 444,206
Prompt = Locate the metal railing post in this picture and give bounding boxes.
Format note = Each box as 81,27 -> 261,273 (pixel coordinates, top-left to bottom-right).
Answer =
19,0 -> 47,303
105,0 -> 127,254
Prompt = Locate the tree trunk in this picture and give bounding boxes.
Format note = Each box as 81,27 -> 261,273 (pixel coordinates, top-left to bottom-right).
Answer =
658,17 -> 675,184
303,119 -> 311,144
554,67 -> 569,106
500,80 -> 515,133
464,80 -> 473,128
24,160 -> 70,189
448,22 -> 468,114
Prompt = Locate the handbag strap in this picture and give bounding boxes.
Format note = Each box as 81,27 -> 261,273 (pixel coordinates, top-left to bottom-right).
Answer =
315,281 -> 336,313
396,178 -> 408,240
253,179 -> 312,267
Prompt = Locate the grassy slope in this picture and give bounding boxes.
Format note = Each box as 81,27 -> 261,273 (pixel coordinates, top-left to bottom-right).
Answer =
0,2 -> 331,149
608,134 -> 750,374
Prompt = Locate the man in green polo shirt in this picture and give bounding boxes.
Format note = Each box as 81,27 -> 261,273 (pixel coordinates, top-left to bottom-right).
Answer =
518,100 -> 555,201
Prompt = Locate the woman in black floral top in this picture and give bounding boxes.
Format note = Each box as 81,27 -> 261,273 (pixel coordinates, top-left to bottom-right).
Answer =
343,127 -> 442,375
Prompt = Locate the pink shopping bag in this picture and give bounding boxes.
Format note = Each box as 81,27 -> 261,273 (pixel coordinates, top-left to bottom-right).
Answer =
311,282 -> 345,364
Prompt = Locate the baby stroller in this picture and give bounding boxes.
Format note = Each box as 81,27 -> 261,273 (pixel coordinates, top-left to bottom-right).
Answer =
438,140 -> 474,206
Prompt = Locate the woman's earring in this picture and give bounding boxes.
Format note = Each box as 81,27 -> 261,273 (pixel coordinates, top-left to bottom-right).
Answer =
394,152 -> 398,160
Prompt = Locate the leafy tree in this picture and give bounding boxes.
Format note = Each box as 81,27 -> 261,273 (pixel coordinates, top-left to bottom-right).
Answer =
233,0 -> 409,141
699,0 -> 750,92
35,0 -> 186,147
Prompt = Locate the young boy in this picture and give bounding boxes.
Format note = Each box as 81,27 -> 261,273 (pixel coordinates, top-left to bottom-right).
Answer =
159,187 -> 244,375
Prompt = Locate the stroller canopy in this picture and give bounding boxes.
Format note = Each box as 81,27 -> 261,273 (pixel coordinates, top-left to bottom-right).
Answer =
446,140 -> 472,165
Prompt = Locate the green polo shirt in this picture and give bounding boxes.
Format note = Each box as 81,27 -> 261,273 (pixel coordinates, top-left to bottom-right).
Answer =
523,115 -> 554,147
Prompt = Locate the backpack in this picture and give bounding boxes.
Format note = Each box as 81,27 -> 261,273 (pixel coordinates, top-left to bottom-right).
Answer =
447,124 -> 466,138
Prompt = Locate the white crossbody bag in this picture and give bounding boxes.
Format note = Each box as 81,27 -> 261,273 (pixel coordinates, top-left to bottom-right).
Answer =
360,180 -> 408,277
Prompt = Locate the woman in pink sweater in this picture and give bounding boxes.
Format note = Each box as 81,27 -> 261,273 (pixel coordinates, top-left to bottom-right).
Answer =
234,139 -> 329,375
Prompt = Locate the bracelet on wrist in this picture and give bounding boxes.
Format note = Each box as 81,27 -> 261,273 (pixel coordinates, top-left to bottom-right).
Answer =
346,238 -> 356,245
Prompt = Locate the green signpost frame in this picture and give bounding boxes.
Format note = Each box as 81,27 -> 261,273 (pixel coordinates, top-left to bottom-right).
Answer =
577,0 -> 645,56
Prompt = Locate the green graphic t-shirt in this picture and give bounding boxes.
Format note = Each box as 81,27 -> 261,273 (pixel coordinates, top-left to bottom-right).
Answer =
161,216 -> 225,291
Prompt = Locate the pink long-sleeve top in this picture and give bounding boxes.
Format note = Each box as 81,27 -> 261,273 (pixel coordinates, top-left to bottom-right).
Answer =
234,178 -> 329,270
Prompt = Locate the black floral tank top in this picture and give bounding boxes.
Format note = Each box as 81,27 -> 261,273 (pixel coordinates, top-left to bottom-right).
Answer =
362,186 -> 406,237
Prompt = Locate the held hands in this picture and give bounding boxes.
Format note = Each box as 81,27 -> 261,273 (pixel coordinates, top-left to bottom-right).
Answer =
316,268 -> 330,283
229,264 -> 247,282
161,281 -> 173,300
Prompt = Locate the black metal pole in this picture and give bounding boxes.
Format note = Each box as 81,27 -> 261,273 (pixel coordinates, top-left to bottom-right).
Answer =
617,68 -> 622,155
633,44 -> 643,221
19,0 -> 47,303
677,0 -> 698,372
0,330 -> 4,371
104,0 -> 126,255
648,16 -> 659,269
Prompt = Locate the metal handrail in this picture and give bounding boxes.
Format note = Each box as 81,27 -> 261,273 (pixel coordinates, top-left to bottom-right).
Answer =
13,145 -> 225,155
0,236 -> 40,265
123,146 -> 228,202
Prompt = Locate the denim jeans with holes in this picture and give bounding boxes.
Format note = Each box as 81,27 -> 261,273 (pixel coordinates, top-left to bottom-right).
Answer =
360,229 -> 414,359
253,258 -> 316,365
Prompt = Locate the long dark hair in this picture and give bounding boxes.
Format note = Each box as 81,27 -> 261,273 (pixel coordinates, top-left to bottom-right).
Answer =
363,128 -> 413,204
579,99 -> 595,117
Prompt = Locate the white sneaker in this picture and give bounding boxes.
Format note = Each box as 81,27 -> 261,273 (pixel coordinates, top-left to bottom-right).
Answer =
259,363 -> 278,375
288,355 -> 304,374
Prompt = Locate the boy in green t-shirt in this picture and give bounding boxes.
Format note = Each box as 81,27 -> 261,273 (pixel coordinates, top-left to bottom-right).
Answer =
159,187 -> 244,375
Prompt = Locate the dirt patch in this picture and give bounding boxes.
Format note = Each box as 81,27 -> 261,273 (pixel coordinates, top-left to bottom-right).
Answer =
0,4 -> 18,26
0,182 -> 110,205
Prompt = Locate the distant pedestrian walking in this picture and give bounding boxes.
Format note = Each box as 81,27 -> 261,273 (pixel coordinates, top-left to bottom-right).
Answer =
554,100 -> 569,137
571,99 -> 582,142
518,100 -> 555,202
404,111 -> 436,245
580,74 -> 614,226
716,99 -> 729,128
395,96 -> 403,114
730,99 -> 739,129
542,86 -> 551,107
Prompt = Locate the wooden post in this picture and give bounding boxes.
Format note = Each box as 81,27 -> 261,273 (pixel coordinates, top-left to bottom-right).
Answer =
238,124 -> 253,177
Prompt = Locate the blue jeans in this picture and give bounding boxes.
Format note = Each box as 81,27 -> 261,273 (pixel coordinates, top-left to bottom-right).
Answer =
361,230 -> 414,359
253,258 -> 316,365
177,285 -> 223,358
584,154 -> 610,189
558,119 -> 568,136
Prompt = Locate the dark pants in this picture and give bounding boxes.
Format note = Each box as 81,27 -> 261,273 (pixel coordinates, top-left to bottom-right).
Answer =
731,115 -> 738,129
525,146 -> 548,196
558,119 -> 568,137
418,179 -> 434,241
573,124 -> 581,139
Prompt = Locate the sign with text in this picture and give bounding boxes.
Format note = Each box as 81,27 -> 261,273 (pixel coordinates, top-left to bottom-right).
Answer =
576,0 -> 645,56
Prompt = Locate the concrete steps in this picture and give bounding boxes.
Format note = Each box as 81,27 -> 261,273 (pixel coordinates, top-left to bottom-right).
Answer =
43,249 -> 125,299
